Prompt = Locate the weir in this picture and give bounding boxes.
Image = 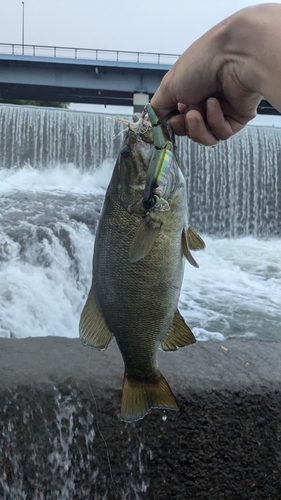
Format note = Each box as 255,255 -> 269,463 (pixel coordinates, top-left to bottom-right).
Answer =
0,103 -> 280,237
1,337 -> 281,499
0,104 -> 125,171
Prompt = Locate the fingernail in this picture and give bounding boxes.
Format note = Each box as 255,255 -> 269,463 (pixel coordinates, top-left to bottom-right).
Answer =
207,100 -> 216,115
188,117 -> 197,130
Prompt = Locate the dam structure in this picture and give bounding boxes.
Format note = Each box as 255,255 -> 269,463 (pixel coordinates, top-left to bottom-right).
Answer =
0,103 -> 280,237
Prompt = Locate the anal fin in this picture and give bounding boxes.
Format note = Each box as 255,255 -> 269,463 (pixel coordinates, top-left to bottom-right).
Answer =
79,287 -> 113,350
121,373 -> 178,422
161,309 -> 196,351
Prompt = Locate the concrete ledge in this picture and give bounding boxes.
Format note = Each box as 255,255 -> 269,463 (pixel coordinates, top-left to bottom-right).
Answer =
1,338 -> 281,499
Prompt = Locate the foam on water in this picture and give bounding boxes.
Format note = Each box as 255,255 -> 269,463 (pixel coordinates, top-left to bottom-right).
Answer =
0,219 -> 94,339
0,161 -> 113,195
0,161 -> 280,342
1,161 -> 281,341
0,164 -> 111,339
180,236 -> 281,341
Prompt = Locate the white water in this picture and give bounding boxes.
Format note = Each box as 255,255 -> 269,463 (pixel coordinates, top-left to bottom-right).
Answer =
0,163 -> 109,339
1,163 -> 280,342
180,236 -> 281,341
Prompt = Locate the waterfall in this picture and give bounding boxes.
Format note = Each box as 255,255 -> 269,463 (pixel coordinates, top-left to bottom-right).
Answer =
0,104 -> 125,170
0,103 -> 280,237
177,127 -> 281,236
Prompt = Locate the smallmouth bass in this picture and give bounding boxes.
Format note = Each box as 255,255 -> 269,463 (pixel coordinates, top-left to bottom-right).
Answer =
79,110 -> 205,422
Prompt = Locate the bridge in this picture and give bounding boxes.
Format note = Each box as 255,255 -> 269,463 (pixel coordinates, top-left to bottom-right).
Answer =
0,43 -> 279,114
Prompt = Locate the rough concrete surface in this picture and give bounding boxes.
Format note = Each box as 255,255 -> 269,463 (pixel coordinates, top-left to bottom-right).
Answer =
0,337 -> 281,499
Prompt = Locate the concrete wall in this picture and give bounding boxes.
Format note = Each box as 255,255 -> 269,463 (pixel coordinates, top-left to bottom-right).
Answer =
1,338 -> 281,499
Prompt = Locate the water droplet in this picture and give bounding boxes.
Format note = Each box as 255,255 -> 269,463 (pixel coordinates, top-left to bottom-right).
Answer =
162,415 -> 167,421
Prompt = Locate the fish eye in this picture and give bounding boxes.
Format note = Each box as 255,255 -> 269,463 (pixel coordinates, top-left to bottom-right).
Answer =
120,145 -> 131,158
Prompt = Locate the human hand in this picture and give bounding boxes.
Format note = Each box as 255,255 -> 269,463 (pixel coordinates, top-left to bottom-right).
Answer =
150,5 -> 275,146
151,74 -> 262,146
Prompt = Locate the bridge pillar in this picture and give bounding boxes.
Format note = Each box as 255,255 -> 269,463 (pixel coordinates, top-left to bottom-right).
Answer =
133,93 -> 149,113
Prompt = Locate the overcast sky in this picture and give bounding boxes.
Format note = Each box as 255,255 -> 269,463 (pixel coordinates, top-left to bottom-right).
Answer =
0,0 -> 281,125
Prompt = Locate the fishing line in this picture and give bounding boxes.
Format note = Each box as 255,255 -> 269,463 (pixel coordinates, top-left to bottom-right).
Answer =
87,348 -> 123,499
113,127 -> 128,140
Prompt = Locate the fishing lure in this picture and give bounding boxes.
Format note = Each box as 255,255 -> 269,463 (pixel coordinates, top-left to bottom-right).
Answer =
142,103 -> 176,212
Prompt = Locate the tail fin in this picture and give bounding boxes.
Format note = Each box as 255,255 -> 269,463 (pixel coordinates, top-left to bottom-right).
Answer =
120,373 -> 179,422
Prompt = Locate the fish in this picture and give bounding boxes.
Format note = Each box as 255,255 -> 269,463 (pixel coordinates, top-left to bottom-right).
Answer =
79,109 -> 205,422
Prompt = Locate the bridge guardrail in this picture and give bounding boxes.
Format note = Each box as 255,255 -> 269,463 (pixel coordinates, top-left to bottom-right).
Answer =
0,43 -> 179,65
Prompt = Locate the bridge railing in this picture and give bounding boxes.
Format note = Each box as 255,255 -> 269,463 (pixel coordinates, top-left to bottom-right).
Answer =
0,43 -> 179,65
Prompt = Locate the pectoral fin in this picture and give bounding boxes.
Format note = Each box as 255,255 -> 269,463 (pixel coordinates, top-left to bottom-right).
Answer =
187,226 -> 205,250
161,309 -> 196,351
182,232 -> 199,267
79,287 -> 113,350
129,218 -> 161,263
182,226 -> 205,267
